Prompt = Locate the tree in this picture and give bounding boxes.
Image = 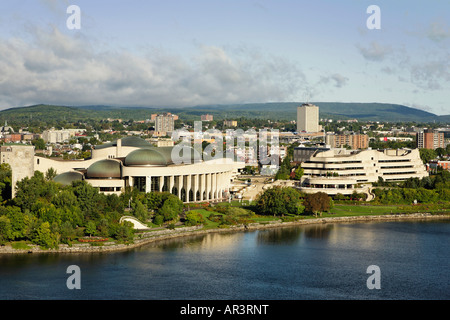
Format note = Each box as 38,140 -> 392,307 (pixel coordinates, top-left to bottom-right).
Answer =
274,156 -> 291,180
85,221 -> 97,237
159,195 -> 183,222
132,200 -> 149,222
112,221 -> 135,242
419,148 -> 437,164
31,138 -> 46,150
293,166 -> 304,180
256,186 -> 302,216
303,192 -> 332,217
45,168 -> 57,181
0,163 -> 12,202
33,221 -> 59,249
0,215 -> 13,245
185,211 -> 205,226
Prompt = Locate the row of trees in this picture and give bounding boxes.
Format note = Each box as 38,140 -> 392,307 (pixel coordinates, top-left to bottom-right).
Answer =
372,170 -> 450,205
255,186 -> 332,217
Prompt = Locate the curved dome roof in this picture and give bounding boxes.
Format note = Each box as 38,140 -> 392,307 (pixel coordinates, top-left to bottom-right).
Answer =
86,159 -> 122,178
54,171 -> 83,186
124,148 -> 170,166
94,136 -> 151,150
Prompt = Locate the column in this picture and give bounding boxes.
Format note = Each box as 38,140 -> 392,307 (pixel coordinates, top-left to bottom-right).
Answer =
206,173 -> 212,201
185,174 -> 191,203
212,172 -> 217,200
200,174 -> 205,201
159,176 -> 164,192
169,175 -> 174,195
145,175 -> 151,193
192,175 -> 198,202
176,175 -> 182,199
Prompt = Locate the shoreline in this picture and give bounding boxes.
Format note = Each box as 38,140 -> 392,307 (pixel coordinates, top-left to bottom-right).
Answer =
1,212 -> 449,255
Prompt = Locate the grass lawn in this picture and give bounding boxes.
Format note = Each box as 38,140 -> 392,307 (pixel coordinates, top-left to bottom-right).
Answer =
328,204 -> 403,217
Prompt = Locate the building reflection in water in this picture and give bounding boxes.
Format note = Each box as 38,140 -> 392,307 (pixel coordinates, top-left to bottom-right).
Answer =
256,224 -> 334,245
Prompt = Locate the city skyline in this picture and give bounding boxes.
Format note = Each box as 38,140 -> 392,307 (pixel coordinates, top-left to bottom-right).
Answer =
0,1 -> 449,115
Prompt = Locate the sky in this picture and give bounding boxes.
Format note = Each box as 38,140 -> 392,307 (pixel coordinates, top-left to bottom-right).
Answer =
0,0 -> 449,115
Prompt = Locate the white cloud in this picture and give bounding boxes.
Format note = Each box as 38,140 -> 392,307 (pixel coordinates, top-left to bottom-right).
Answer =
356,41 -> 392,62
0,25 -> 307,109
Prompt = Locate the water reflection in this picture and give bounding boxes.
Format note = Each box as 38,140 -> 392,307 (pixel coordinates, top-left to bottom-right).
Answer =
256,224 -> 334,245
303,224 -> 334,239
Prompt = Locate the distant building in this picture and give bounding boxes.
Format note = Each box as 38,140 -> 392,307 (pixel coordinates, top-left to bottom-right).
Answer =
154,113 -> 176,135
42,129 -> 70,144
224,120 -> 237,127
428,160 -> 450,172
201,114 -> 213,121
297,103 -> 320,133
417,129 -> 444,149
326,133 -> 369,149
146,137 -> 174,147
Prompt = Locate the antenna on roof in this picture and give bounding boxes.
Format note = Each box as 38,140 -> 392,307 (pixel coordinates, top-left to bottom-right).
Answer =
303,89 -> 311,104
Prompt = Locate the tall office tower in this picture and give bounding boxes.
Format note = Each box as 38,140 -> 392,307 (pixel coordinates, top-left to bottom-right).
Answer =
155,113 -> 175,134
297,103 -> 319,133
417,129 -> 444,149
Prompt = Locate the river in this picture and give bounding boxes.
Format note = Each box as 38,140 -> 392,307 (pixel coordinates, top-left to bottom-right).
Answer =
0,219 -> 449,300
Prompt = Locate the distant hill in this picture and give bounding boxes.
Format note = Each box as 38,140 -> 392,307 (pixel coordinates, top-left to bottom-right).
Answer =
186,102 -> 442,122
0,102 -> 447,124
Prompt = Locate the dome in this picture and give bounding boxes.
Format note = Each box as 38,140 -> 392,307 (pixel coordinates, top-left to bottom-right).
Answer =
94,136 -> 151,150
86,159 -> 122,178
54,171 -> 83,186
124,148 -> 170,166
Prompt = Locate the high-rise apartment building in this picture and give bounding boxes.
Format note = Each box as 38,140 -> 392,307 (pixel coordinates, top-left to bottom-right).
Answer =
201,114 -> 213,121
297,103 -> 319,133
417,129 -> 444,149
326,133 -> 369,149
154,113 -> 175,134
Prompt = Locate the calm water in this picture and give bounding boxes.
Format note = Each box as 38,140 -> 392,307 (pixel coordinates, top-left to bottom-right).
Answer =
0,220 -> 449,300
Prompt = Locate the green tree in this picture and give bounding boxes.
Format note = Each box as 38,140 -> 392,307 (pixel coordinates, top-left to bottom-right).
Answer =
31,138 -> 46,150
112,221 -> 135,242
132,200 -> 149,222
0,215 -> 13,245
0,163 -> 12,202
33,221 -> 59,249
45,168 -> 57,181
71,180 -> 102,220
293,166 -> 304,180
159,195 -> 183,222
59,221 -> 76,244
85,221 -> 97,237
256,186 -> 302,216
419,148 -> 437,164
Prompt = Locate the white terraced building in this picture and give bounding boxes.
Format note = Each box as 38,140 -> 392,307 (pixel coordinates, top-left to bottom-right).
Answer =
298,148 -> 428,196
24,136 -> 245,203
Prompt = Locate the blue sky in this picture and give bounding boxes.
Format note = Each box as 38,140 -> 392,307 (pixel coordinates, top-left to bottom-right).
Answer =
0,0 -> 449,115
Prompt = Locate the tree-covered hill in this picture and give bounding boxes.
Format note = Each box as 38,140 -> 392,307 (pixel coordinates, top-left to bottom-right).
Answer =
0,102 -> 447,125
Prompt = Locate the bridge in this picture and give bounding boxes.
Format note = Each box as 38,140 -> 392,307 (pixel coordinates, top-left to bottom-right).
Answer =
119,216 -> 151,230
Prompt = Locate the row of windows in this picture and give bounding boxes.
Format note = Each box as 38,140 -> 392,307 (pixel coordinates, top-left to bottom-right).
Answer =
382,171 -> 417,175
99,187 -> 121,192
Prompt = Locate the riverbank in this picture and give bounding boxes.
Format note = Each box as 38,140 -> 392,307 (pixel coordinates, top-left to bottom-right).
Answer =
1,212 -> 449,255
